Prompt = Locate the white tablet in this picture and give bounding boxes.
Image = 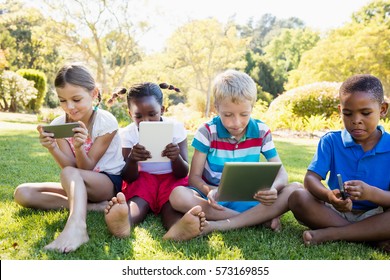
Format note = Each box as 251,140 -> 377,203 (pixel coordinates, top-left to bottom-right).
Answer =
217,162 -> 282,201
139,122 -> 174,162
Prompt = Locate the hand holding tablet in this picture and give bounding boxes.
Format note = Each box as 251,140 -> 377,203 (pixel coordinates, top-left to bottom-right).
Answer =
217,162 -> 282,201
138,122 -> 174,162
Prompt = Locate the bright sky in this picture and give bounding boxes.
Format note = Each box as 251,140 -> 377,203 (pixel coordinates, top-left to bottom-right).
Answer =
140,0 -> 373,53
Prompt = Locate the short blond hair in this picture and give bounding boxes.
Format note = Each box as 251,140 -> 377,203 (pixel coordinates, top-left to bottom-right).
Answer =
213,69 -> 257,107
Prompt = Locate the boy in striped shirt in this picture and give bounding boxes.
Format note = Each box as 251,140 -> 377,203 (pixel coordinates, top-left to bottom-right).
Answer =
164,69 -> 301,241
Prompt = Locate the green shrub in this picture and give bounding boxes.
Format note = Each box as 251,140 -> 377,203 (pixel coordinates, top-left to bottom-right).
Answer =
106,101 -> 131,127
0,70 -> 37,112
44,88 -> 59,108
265,82 -> 341,131
16,69 -> 47,113
290,82 -> 341,118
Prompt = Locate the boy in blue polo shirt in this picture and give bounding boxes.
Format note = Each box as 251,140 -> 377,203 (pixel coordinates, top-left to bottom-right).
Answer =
163,69 -> 301,241
288,74 -> 390,251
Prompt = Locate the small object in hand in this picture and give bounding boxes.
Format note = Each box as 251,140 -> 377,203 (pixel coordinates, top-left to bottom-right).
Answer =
337,174 -> 347,200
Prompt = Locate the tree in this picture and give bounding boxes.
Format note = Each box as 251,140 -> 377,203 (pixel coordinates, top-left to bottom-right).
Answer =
263,28 -> 320,94
287,1 -> 390,94
0,0 -> 63,84
165,18 -> 247,117
238,14 -> 305,54
43,0 -> 145,93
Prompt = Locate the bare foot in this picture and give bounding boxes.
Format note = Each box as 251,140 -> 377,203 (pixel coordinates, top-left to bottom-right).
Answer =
44,221 -> 89,253
263,217 -> 282,232
104,192 -> 130,238
374,240 -> 390,253
87,200 -> 109,211
163,205 -> 206,241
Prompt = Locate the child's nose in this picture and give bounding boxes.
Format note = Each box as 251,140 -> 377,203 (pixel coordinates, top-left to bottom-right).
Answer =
66,101 -> 75,109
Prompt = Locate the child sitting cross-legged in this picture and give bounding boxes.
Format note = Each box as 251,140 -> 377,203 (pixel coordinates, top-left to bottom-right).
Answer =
164,69 -> 302,241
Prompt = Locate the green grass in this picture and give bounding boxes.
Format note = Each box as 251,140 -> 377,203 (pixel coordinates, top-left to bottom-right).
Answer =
0,117 -> 389,260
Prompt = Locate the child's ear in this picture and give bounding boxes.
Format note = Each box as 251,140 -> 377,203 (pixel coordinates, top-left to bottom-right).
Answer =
160,106 -> 165,115
380,102 -> 389,118
337,104 -> 342,114
92,87 -> 99,99
128,110 -> 134,119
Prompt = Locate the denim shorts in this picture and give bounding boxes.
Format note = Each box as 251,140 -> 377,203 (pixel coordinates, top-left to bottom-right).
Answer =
101,172 -> 123,194
188,186 -> 259,213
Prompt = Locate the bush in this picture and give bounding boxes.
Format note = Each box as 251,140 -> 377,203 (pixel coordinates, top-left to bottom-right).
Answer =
44,88 -> 59,109
106,101 -> 131,127
265,82 -> 341,131
0,71 -> 37,112
289,82 -> 341,118
16,69 -> 47,113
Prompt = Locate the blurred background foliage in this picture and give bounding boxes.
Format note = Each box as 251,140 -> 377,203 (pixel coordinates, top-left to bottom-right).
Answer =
0,0 -> 389,133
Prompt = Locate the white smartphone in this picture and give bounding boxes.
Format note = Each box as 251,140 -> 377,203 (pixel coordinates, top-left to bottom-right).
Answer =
139,122 -> 174,162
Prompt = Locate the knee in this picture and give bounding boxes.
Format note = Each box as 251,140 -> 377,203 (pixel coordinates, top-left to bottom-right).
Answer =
14,184 -> 33,207
287,187 -> 310,213
169,186 -> 190,209
60,166 -> 79,181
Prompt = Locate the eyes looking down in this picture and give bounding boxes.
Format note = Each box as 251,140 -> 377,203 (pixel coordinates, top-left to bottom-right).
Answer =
128,96 -> 164,126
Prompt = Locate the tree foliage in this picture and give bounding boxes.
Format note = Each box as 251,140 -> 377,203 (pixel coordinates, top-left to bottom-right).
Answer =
166,18 -> 247,117
0,0 -> 63,82
43,0 -> 144,93
287,0 -> 390,95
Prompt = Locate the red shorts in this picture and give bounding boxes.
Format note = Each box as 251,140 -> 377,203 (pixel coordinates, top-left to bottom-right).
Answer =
121,172 -> 188,214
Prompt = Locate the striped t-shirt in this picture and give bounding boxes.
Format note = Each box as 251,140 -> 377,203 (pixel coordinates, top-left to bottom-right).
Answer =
192,116 -> 277,186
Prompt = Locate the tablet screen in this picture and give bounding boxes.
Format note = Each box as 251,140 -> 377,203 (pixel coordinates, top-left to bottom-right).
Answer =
217,162 -> 282,201
139,122 -> 174,162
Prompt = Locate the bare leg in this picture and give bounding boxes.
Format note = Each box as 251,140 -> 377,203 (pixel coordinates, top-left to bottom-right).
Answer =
14,182 -> 109,211
203,183 -> 301,234
44,167 -> 114,253
160,201 -> 183,230
288,188 -> 350,229
303,209 -> 390,247
163,205 -> 206,241
128,196 -> 150,225
14,182 -> 68,209
169,186 -> 239,220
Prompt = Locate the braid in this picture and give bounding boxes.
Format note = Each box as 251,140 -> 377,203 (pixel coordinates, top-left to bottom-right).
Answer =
94,89 -> 102,110
159,83 -> 181,93
107,88 -> 127,106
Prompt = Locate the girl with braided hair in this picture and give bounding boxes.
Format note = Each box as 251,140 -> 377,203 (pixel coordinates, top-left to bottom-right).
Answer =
104,82 -> 206,240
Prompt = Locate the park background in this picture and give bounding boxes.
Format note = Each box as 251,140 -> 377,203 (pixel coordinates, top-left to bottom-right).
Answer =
0,0 -> 389,260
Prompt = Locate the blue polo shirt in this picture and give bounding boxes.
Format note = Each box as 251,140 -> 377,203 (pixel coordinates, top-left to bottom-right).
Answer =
308,126 -> 390,210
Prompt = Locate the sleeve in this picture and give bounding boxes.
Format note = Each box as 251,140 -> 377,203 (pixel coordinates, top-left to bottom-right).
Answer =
119,124 -> 138,148
50,115 -> 66,125
172,120 -> 187,144
259,123 -> 277,160
93,110 -> 119,139
191,124 -> 211,154
307,134 -> 333,180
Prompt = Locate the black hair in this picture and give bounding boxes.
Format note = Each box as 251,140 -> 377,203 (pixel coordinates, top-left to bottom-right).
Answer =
340,74 -> 384,104
108,82 -> 180,108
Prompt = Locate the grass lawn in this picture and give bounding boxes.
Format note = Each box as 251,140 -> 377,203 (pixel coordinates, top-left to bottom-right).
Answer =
0,112 -> 389,260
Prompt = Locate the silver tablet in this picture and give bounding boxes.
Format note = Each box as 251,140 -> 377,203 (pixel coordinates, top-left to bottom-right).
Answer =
217,162 -> 282,201
139,122 -> 174,162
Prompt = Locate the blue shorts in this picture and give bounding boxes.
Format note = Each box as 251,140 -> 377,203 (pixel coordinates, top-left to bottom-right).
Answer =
101,172 -> 123,194
188,187 -> 259,213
